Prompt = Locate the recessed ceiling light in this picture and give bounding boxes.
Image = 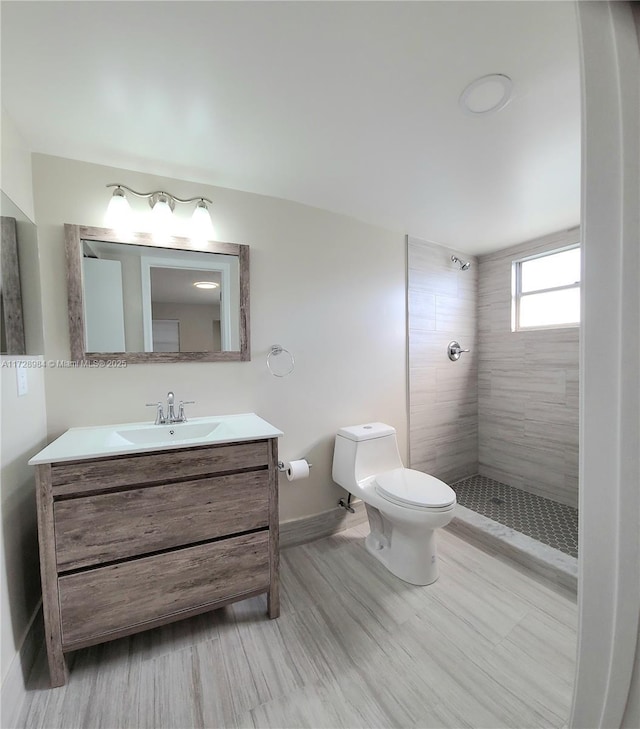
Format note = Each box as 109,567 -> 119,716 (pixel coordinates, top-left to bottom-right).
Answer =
193,281 -> 219,289
459,74 -> 513,116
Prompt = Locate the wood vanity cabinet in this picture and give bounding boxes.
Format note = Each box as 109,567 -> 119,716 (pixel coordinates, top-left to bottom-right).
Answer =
35,438 -> 279,687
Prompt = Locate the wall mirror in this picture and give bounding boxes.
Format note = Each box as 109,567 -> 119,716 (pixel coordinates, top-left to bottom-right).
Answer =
1,216 -> 25,354
65,224 -> 250,363
1,192 -> 44,356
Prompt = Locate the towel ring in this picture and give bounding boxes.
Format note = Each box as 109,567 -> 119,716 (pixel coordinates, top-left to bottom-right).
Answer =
267,345 -> 295,377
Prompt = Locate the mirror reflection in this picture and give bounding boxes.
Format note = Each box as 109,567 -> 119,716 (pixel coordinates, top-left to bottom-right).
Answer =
81,241 -> 240,354
150,267 -> 223,353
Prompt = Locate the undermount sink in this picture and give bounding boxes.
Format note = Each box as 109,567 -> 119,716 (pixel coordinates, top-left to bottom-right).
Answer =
29,413 -> 284,465
113,421 -> 221,445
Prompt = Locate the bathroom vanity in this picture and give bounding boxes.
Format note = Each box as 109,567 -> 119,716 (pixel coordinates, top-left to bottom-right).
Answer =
29,414 -> 282,687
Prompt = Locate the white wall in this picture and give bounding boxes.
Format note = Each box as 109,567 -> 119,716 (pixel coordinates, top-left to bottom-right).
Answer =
570,1 -> 640,726
31,154 -> 407,521
0,110 -> 49,717
0,109 -> 35,222
621,11 -> 640,729
0,360 -> 47,683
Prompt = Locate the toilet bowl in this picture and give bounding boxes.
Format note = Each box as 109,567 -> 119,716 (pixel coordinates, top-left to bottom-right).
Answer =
332,422 -> 456,585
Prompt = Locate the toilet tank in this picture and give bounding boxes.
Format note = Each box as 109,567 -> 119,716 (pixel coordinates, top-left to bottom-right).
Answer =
332,423 -> 403,489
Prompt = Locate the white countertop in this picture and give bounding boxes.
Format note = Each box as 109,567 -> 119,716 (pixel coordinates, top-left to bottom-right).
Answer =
29,413 -> 283,465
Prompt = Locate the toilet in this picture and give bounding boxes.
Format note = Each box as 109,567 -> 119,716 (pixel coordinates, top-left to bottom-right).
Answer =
332,422 -> 456,585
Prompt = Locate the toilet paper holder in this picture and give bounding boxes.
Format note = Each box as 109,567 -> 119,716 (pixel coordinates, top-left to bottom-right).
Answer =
278,459 -> 312,472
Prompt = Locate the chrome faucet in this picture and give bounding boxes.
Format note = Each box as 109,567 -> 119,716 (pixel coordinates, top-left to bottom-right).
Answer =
167,391 -> 176,424
146,392 -> 195,424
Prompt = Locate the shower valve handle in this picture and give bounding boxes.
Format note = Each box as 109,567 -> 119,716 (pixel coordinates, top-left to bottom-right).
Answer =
447,341 -> 470,361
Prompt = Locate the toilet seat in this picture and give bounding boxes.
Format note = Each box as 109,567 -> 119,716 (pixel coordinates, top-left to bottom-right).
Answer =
375,468 -> 456,510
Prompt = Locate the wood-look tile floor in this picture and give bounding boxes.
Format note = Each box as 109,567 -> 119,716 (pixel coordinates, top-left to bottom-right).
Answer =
16,525 -> 577,729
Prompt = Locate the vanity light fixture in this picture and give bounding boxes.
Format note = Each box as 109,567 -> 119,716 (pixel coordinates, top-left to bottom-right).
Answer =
104,186 -> 133,234
150,192 -> 174,243
193,281 -> 219,290
105,184 -> 215,241
191,199 -> 215,242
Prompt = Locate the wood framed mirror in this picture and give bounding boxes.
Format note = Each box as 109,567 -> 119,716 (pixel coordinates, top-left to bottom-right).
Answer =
1,216 -> 26,355
65,224 -> 250,363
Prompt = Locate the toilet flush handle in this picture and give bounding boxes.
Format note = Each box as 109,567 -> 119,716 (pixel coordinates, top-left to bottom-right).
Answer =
447,341 -> 470,361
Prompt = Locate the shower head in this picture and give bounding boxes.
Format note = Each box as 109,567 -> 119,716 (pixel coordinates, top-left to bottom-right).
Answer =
451,255 -> 471,271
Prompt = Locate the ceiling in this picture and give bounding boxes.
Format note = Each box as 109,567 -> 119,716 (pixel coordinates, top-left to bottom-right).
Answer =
1,1 -> 581,255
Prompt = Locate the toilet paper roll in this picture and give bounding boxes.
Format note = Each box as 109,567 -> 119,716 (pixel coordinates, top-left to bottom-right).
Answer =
286,459 -> 310,481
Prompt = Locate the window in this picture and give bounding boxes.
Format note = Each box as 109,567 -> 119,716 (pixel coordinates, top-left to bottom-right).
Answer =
512,246 -> 580,330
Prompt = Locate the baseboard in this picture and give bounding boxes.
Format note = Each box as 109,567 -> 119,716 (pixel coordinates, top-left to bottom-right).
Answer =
1,601 -> 43,729
281,499 -> 367,548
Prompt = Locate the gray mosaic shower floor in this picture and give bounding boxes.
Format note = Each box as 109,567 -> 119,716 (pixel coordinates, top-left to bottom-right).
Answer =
451,474 -> 579,558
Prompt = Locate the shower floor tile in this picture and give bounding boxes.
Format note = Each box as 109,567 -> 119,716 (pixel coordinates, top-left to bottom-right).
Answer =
451,474 -> 579,558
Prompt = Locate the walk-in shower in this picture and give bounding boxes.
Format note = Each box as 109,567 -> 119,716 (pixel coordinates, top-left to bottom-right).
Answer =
407,231 -> 580,589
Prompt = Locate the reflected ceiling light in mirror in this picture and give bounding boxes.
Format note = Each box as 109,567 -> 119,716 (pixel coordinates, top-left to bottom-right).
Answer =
104,186 -> 133,235
105,184 -> 215,242
193,281 -> 219,290
459,74 -> 513,115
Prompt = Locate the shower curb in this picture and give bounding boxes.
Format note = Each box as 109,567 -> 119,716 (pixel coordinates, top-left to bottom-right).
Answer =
446,503 -> 577,595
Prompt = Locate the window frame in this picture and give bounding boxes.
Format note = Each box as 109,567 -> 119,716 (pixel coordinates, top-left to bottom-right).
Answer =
511,243 -> 581,332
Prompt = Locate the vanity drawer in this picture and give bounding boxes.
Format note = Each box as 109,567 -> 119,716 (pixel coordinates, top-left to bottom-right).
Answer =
54,470 -> 269,571
50,440 -> 269,497
59,531 -> 270,648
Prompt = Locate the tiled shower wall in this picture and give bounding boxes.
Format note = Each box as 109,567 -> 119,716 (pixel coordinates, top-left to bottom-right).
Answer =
407,236 -> 478,484
477,228 -> 580,508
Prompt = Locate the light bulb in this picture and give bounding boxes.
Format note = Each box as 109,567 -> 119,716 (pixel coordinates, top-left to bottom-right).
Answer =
191,200 -> 215,242
151,194 -> 174,243
104,188 -> 132,234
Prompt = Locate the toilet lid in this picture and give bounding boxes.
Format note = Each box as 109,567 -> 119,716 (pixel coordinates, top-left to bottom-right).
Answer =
375,469 -> 456,509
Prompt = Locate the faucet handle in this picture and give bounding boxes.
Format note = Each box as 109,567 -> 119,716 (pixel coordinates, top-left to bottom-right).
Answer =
177,400 -> 195,423
146,402 -> 165,425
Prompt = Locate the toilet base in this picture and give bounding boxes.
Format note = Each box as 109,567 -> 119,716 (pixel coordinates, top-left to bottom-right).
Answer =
364,522 -> 440,586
